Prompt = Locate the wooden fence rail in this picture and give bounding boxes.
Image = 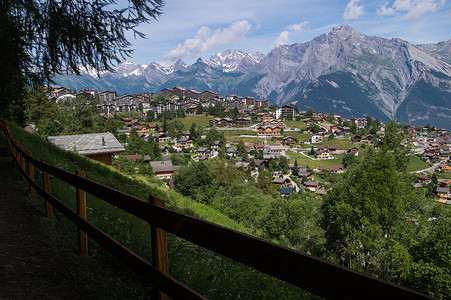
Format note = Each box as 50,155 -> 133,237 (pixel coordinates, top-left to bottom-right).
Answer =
0,119 -> 431,300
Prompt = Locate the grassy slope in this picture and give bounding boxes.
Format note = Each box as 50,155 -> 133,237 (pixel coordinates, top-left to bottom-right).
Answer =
7,124 -> 314,299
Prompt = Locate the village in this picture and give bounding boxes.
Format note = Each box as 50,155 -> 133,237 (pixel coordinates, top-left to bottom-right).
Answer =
43,85 -> 451,204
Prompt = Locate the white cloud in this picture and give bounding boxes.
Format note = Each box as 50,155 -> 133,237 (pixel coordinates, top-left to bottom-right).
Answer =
163,20 -> 251,62
379,0 -> 445,20
287,21 -> 309,32
343,0 -> 365,20
274,21 -> 309,46
377,2 -> 397,16
275,31 -> 291,46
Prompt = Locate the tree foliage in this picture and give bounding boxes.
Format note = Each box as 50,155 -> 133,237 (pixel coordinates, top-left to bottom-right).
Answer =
1,0 -> 164,123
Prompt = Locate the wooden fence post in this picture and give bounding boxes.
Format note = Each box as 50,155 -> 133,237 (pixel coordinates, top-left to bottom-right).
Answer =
76,170 -> 88,256
42,159 -> 53,218
19,146 -> 25,181
27,151 -> 35,195
149,195 -> 170,300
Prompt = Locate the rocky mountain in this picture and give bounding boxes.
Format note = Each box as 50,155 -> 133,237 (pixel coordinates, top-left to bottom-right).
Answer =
53,24 -> 451,129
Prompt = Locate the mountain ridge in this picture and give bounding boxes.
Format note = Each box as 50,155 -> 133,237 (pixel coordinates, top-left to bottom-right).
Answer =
53,24 -> 451,129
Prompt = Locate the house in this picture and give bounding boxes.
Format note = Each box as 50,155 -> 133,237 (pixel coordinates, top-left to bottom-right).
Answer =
226,147 -> 238,156
436,187 -> 450,203
235,117 -> 251,127
283,136 -> 297,145
272,177 -> 291,187
47,133 -> 125,165
330,164 -> 345,173
316,149 -> 333,160
298,169 -> 313,179
311,135 -> 323,144
304,181 -> 320,191
352,135 -> 362,143
316,190 -> 327,196
440,163 -> 451,172
257,126 -> 281,137
275,105 -> 296,120
417,174 -> 431,184
149,161 -> 179,179
196,147 -> 212,157
365,135 -> 375,142
327,145 -> 338,153
154,133 -> 170,143
280,187 -> 294,196
347,146 -> 359,155
235,162 -> 251,170
253,159 -> 268,169
263,144 -> 286,157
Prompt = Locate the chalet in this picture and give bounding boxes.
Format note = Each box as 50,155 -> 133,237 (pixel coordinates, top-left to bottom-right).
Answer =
327,145 -> 339,153
298,169 -> 313,179
311,135 -> 323,144
178,137 -> 193,148
303,118 -> 314,125
352,135 -> 362,143
304,181 -> 320,192
196,147 -> 212,157
263,144 -> 286,157
257,126 -> 281,137
283,136 -> 297,145
441,163 -> 451,172
226,147 -> 238,156
436,187 -> 450,203
252,159 -> 266,170
235,117 -> 251,127
438,179 -> 451,186
365,135 -> 375,142
212,140 -> 222,151
316,190 -> 327,196
154,133 -> 170,143
235,162 -> 251,170
201,90 -> 221,100
316,149 -> 333,160
47,133 -> 125,165
150,161 -> 179,179
209,118 -> 233,127
417,174 -> 432,184
280,187 -> 294,196
342,127 -> 351,134
272,177 -> 291,187
330,164 -> 345,173
262,119 -> 286,128
347,146 -> 359,155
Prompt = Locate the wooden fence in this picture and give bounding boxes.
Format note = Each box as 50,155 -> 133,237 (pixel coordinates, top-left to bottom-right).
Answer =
0,119 -> 431,300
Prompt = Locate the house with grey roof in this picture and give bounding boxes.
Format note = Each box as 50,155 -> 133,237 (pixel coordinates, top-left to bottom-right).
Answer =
47,132 -> 125,165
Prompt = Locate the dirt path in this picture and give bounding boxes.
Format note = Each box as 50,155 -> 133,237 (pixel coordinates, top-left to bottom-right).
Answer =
0,143 -> 89,299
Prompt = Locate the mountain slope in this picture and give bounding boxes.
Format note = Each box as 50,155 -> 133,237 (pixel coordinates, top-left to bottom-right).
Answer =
53,25 -> 451,129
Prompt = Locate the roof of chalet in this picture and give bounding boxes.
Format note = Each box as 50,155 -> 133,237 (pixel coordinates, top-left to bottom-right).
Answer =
436,187 -> 450,193
280,187 -> 294,194
47,133 -> 125,155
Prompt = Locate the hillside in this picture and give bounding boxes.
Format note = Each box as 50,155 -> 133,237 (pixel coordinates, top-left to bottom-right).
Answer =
5,124 -> 310,299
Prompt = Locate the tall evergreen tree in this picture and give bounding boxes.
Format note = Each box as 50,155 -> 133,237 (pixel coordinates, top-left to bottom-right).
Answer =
0,0 -> 163,123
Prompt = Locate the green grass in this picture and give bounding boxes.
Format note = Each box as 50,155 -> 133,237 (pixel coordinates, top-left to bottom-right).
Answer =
283,131 -> 311,141
285,120 -> 309,130
5,123 -> 315,299
288,151 -> 344,169
406,155 -> 432,173
153,115 -> 212,129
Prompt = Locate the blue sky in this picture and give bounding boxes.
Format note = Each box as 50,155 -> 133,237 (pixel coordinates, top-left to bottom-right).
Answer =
124,0 -> 451,66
